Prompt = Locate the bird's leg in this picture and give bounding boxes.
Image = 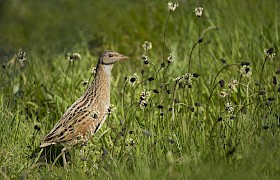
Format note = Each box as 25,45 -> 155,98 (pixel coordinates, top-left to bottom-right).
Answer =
33,148 -> 44,164
52,152 -> 62,166
61,147 -> 68,168
79,141 -> 88,160
52,147 -> 69,168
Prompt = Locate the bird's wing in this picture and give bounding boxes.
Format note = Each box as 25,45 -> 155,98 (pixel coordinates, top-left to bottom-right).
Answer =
40,98 -> 102,147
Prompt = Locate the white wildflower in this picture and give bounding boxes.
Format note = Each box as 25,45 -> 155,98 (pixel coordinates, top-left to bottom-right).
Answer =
68,53 -> 81,62
107,104 -> 116,115
91,67 -> 97,74
127,138 -> 136,146
140,90 -> 150,100
17,51 -> 28,63
139,100 -> 148,110
141,55 -> 149,64
264,48 -> 276,59
173,77 -> 182,82
228,80 -> 239,91
194,7 -> 203,17
168,2 -> 179,12
167,53 -> 175,63
183,73 -> 194,85
220,89 -> 228,98
240,65 -> 252,77
142,41 -> 152,50
126,73 -> 139,86
225,102 -> 234,113
82,79 -> 89,86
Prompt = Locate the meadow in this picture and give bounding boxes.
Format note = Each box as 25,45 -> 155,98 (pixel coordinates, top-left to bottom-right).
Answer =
0,0 -> 280,179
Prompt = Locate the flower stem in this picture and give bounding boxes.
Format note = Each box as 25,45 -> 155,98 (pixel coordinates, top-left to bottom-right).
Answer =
259,56 -> 268,93
162,11 -> 171,62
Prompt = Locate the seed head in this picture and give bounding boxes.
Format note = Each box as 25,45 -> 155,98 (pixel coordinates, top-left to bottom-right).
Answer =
241,62 -> 250,66
198,38 -> 203,43
68,53 -> 81,62
192,73 -> 199,78
2,64 -> 6,69
139,100 -> 148,110
140,90 -> 150,100
17,51 -> 28,63
225,102 -> 234,113
141,55 -> 149,64
173,77 -> 181,82
220,89 -> 228,98
264,48 -> 276,59
148,77 -> 154,81
157,105 -> 164,109
167,53 -> 175,63
167,2 -> 179,12
153,89 -> 159,93
217,116 -> 223,122
194,7 -> 203,17
221,58 -> 227,64
82,79 -> 89,86
240,65 -> 252,77
34,125 -> 41,131
268,97 -> 275,101
219,80 -> 225,88
228,79 -> 239,91
189,107 -> 195,112
107,104 -> 116,115
142,41 -> 152,50
127,73 -> 139,86
91,67 -> 97,74
262,125 -> 270,129
127,138 -> 136,146
183,73 -> 194,86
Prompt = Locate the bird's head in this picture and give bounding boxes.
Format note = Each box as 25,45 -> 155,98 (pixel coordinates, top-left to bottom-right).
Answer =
99,51 -> 129,65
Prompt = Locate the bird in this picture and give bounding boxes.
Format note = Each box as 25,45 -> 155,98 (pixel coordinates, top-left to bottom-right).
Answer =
39,51 -> 128,167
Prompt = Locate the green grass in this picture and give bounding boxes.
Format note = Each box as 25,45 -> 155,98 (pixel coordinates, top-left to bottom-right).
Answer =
0,0 -> 280,179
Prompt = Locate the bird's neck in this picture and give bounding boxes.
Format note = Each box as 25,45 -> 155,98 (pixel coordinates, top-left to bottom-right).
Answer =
98,64 -> 113,78
95,64 -> 113,84
86,64 -> 113,105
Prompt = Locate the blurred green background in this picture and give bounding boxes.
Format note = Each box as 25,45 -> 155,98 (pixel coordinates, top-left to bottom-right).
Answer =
0,0 -> 169,57
1,0 -> 278,59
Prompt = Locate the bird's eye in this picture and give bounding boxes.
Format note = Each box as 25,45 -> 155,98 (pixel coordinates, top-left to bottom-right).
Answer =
108,54 -> 113,58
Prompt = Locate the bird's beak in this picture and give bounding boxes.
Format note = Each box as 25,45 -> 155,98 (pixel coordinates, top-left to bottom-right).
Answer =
117,53 -> 129,61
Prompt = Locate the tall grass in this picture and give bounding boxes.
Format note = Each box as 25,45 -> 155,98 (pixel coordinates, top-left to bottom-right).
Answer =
0,0 -> 280,179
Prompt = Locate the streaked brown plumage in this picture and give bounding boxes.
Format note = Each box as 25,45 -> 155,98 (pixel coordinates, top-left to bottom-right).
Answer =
39,51 -> 128,166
